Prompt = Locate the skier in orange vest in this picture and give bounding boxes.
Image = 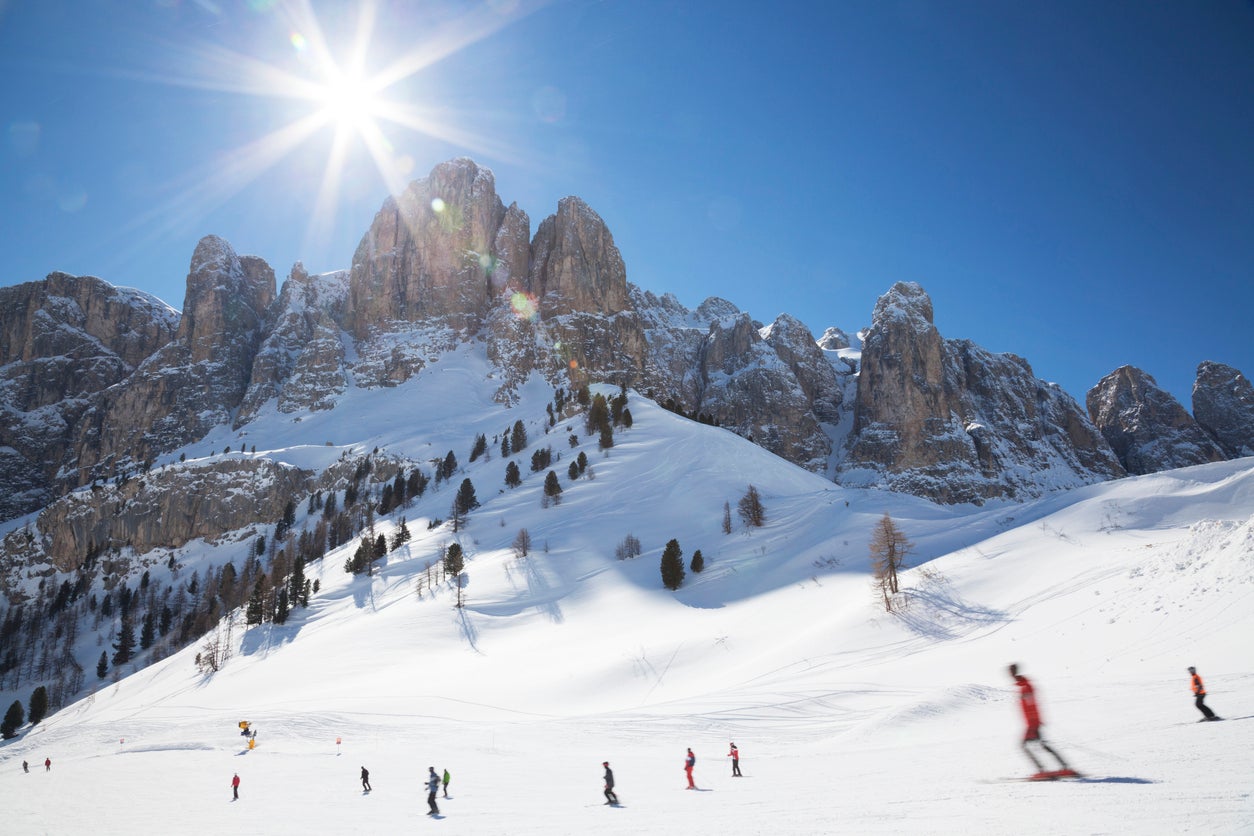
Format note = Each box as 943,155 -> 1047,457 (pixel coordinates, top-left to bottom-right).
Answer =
1188,667 -> 1222,721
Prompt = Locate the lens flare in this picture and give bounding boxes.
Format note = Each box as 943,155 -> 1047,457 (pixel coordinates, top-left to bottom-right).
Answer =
290,32 -> 307,52
510,291 -> 538,321
431,197 -> 446,213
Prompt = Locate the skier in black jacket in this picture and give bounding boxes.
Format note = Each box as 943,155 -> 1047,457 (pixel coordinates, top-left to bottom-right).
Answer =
603,762 -> 618,805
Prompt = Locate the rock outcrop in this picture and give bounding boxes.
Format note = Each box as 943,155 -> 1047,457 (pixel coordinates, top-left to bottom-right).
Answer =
840,282 -> 1124,503
1192,361 -> 1254,459
2,457 -> 309,575
0,273 -> 179,518
1087,365 -> 1226,475
239,264 -> 349,421
72,236 -> 275,479
629,289 -> 843,470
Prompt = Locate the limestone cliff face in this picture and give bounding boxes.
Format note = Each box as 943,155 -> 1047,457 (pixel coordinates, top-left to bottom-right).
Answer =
5,457 -> 309,574
628,289 -> 841,471
238,264 -> 349,421
1087,365 -> 1226,475
72,236 -> 275,480
1193,361 -> 1254,459
840,282 -> 1123,503
0,273 -> 179,518
527,196 -> 647,387
345,158 -> 506,345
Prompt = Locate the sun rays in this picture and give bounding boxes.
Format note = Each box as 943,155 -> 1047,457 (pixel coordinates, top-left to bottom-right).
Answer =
117,0 -> 545,275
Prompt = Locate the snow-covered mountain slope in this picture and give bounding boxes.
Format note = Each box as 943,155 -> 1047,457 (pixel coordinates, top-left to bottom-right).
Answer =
2,349 -> 1252,834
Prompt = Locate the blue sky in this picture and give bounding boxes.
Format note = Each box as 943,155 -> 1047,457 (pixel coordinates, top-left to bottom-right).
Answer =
1,0 -> 1251,408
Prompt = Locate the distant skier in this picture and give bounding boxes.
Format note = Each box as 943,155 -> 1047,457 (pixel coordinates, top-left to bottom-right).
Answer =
231,772 -> 240,800
684,747 -> 696,789
426,767 -> 440,815
442,767 -> 450,798
22,760 -> 28,773
728,742 -> 741,777
44,758 -> 51,772
361,766 -> 371,791
1188,666 -> 1222,721
602,761 -> 618,805
1008,664 -> 1075,778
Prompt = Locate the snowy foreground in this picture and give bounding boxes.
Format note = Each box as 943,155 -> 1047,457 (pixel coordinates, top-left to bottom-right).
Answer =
3,375 -> 1253,834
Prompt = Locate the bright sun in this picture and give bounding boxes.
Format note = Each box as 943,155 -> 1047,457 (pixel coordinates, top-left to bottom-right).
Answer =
316,70 -> 380,134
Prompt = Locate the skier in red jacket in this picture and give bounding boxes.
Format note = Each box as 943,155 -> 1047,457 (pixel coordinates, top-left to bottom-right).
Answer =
1009,664 -> 1075,778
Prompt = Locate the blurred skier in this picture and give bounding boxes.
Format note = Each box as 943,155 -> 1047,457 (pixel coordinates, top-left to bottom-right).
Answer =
426,767 -> 441,815
684,747 -> 696,789
231,773 -> 240,800
1008,664 -> 1075,778
361,766 -> 371,791
22,760 -> 28,773
1188,666 -> 1222,721
602,761 -> 618,804
44,758 -> 51,772
442,767 -> 450,798
728,742 -> 741,777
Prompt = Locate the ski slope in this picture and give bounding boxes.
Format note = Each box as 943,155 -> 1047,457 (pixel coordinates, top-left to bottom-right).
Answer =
2,359 -> 1252,834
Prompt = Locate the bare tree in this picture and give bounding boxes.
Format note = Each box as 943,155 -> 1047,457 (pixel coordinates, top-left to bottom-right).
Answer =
512,528 -> 532,559
869,513 -> 913,612
737,485 -> 765,528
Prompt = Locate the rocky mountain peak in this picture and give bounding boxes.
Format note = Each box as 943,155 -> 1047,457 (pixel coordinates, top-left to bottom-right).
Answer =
1086,365 -> 1226,475
1192,361 -> 1254,459
842,283 -> 1122,503
530,196 -> 629,317
344,157 -> 507,342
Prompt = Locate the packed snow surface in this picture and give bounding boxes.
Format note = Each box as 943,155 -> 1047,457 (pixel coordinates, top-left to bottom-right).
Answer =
2,355 -> 1252,834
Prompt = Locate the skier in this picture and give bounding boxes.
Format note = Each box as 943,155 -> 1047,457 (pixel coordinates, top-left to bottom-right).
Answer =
728,741 -> 741,777
44,757 -> 51,772
426,767 -> 441,815
361,766 -> 371,791
684,747 -> 696,789
442,767 -> 451,798
22,760 -> 28,773
1009,664 -> 1075,779
231,773 -> 240,800
1188,666 -> 1222,721
602,761 -> 618,805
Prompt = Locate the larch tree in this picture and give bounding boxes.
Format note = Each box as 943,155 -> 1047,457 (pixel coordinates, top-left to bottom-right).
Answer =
869,513 -> 913,612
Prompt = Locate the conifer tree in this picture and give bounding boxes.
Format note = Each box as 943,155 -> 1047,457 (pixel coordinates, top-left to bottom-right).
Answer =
246,576 -> 268,625
511,420 -> 528,454
469,433 -> 487,462
96,651 -> 108,680
660,539 -> 685,590
1,700 -> 23,738
691,550 -> 705,573
140,610 -> 156,649
444,543 -> 466,608
455,478 -> 480,516
274,587 -> 290,625
543,470 -> 563,504
504,460 -> 522,488
28,686 -> 48,726
112,617 -> 136,666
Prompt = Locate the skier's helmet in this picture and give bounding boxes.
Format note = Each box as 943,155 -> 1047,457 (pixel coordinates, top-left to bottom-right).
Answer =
1188,666 -> 1196,673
